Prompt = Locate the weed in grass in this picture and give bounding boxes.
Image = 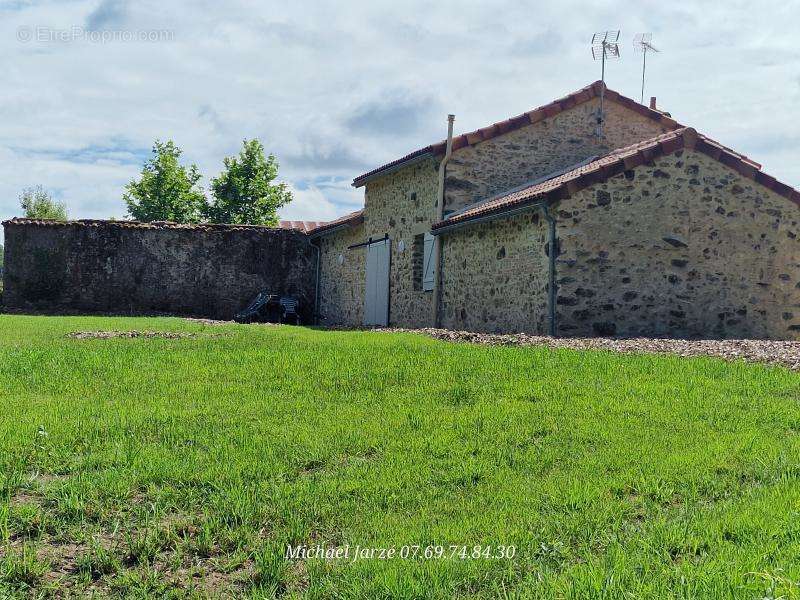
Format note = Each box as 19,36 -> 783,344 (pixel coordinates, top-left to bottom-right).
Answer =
76,539 -> 120,581
7,503 -> 49,541
0,543 -> 47,590
122,529 -> 171,566
252,542 -> 290,596
109,565 -> 171,597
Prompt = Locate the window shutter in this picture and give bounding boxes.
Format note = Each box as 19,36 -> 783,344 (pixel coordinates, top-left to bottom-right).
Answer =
422,233 -> 435,291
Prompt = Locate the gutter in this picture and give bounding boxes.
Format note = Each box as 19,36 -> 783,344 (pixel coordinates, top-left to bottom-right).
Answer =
430,200 -> 546,236
432,198 -> 559,337
352,151 -> 435,188
307,220 -> 359,240
431,114 -> 455,328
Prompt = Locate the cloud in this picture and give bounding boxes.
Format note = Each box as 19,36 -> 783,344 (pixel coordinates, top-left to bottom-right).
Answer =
280,184 -> 350,222
284,141 -> 369,172
0,0 -> 798,239
85,0 -> 128,30
509,29 -> 563,55
345,89 -> 440,137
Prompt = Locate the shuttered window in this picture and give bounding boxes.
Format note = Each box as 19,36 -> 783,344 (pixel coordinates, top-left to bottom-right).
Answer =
422,233 -> 435,291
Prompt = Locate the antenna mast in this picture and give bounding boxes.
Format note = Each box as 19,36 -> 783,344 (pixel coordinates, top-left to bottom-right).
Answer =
591,30 -> 620,138
634,33 -> 660,105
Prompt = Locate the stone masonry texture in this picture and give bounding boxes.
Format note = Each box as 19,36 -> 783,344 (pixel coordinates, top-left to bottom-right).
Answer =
2,221 -> 316,321
361,156 -> 440,328
434,148 -> 800,339
317,222 -> 366,327
328,100 -> 663,331
439,210 -> 550,333
553,149 -> 800,339
443,98 -> 670,214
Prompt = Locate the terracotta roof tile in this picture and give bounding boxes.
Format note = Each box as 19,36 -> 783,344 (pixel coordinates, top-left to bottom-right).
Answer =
432,128 -> 800,232
278,220 -> 326,233
306,209 -> 364,236
353,81 -> 682,187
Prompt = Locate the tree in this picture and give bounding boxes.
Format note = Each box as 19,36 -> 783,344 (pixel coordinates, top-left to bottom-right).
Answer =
20,186 -> 67,220
203,139 -> 292,226
124,140 -> 205,223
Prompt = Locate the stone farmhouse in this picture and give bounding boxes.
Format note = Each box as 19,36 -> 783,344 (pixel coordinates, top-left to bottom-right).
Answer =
304,81 -> 800,339
4,81 -> 799,339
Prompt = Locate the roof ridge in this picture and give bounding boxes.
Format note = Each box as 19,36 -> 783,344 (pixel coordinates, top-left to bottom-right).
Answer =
3,217 -> 303,232
352,81 -> 681,187
432,127 -> 800,231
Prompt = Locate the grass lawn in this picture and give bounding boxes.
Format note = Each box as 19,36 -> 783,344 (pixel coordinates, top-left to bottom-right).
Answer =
2,315 -> 800,598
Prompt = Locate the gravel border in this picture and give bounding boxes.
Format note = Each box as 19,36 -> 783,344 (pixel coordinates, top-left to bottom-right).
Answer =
177,318 -> 800,372
378,328 -> 800,372
67,330 -> 196,340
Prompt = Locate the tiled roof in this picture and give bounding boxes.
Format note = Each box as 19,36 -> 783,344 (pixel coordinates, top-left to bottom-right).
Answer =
278,220 -> 326,233
352,80 -> 681,187
432,127 -> 800,231
306,209 -> 364,236
3,218 -> 320,233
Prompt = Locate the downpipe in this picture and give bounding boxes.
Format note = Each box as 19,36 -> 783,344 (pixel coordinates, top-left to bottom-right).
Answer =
541,203 -> 558,337
431,114 -> 455,328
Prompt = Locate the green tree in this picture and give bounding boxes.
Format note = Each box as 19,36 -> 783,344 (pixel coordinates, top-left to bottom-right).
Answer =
20,186 -> 67,220
203,139 -> 292,226
124,140 -> 205,223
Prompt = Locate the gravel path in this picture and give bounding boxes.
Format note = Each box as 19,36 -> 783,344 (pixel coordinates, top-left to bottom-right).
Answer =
379,328 -> 800,372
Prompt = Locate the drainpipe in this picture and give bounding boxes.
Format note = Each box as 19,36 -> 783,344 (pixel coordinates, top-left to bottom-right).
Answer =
313,241 -> 321,325
541,203 -> 558,336
432,114 -> 455,328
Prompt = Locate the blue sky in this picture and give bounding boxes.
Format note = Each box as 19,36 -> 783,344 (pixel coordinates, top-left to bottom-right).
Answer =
0,0 -> 798,233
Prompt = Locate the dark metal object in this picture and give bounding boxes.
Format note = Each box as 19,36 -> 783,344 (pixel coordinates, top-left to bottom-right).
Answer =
279,296 -> 300,325
235,291 -> 301,325
347,233 -> 389,250
633,33 -> 660,105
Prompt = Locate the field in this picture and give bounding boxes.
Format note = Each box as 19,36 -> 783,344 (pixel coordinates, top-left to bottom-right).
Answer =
2,315 -> 800,598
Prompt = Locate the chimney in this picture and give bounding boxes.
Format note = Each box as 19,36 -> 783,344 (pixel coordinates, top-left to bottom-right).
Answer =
649,96 -> 657,110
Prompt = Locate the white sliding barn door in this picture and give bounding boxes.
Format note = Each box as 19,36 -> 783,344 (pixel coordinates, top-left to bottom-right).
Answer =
364,238 -> 391,327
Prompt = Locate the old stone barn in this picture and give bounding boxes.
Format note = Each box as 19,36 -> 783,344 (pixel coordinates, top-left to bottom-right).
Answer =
5,81 -> 800,339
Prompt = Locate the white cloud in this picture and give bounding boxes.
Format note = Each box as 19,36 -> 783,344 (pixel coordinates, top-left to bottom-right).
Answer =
280,186 -> 342,223
0,0 -> 799,244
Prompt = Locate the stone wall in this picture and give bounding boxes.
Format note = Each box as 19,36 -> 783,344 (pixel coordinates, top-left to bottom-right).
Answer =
362,156 -> 440,328
554,149 -> 800,339
2,220 -> 316,320
440,210 -> 549,333
435,148 -> 800,340
344,97 -> 673,331
317,223 -> 366,327
444,98 -> 671,214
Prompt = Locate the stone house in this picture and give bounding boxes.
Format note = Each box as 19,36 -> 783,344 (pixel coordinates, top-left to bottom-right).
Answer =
5,81 -> 799,339
308,81 -> 800,339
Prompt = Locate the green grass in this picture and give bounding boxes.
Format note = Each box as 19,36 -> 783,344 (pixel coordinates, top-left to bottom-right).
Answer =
1,315 -> 800,598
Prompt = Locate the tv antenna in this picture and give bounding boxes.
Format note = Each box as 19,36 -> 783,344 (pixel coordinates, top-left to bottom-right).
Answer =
591,30 -> 620,137
633,33 -> 660,105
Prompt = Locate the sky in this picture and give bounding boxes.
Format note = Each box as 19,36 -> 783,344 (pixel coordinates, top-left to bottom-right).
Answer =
1,0 -> 798,239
